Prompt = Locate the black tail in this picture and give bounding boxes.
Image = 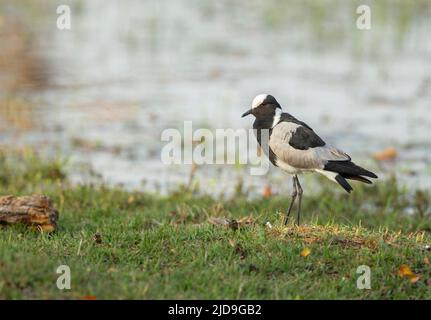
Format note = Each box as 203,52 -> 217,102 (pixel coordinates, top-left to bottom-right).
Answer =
324,161 -> 378,178
335,175 -> 353,193
344,174 -> 372,184
326,161 -> 377,193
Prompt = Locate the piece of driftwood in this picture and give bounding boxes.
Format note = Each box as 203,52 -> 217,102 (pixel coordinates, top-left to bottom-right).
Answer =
0,195 -> 59,232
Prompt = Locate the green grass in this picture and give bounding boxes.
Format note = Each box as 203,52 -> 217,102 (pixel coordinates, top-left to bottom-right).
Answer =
0,150 -> 430,299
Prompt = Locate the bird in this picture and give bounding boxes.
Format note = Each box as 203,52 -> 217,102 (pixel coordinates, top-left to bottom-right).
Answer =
242,94 -> 377,225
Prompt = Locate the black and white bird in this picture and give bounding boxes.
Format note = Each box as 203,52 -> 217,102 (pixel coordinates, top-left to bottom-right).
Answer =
242,94 -> 377,225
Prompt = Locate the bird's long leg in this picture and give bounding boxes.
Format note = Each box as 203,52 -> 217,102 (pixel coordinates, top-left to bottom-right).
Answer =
284,176 -> 298,225
295,176 -> 303,225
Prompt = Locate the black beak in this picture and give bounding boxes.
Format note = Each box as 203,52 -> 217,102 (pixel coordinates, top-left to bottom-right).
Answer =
241,108 -> 253,118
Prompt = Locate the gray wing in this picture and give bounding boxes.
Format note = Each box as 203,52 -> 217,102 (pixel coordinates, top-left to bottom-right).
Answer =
269,121 -> 350,170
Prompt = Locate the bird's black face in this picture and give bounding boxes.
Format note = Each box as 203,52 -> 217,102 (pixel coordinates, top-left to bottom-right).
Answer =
242,94 -> 281,119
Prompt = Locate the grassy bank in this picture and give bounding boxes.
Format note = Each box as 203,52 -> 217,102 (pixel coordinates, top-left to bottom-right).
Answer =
0,150 -> 430,299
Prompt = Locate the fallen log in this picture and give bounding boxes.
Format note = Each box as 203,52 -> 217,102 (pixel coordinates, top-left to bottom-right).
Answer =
0,195 -> 59,232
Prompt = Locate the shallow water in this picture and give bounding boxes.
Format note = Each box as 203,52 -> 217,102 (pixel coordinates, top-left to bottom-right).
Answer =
1,0 -> 430,196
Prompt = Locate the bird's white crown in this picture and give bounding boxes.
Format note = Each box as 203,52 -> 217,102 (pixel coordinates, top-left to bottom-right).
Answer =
251,94 -> 269,109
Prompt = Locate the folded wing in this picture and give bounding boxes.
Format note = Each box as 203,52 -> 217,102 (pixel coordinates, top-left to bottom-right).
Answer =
269,121 -> 350,170
268,120 -> 377,193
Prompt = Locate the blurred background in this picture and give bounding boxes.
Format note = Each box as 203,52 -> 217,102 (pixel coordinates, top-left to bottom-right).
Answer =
0,0 -> 430,197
